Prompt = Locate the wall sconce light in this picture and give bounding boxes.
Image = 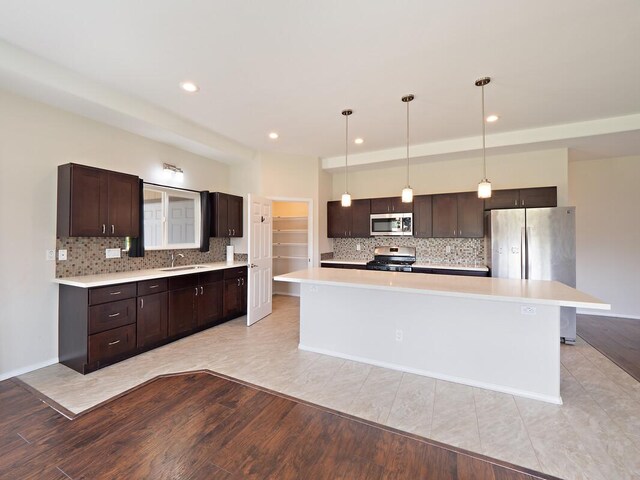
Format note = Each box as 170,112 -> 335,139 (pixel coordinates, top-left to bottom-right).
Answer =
163,163 -> 184,181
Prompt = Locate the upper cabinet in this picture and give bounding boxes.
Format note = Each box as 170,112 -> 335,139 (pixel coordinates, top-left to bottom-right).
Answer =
210,192 -> 243,237
413,195 -> 433,238
327,199 -> 370,238
484,187 -> 557,210
433,192 -> 484,238
57,163 -> 140,238
370,196 -> 412,214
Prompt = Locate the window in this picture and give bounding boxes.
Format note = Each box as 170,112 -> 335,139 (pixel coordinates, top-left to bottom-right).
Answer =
143,185 -> 201,250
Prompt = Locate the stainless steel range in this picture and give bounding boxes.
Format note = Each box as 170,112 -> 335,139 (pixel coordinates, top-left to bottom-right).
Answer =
366,246 -> 416,272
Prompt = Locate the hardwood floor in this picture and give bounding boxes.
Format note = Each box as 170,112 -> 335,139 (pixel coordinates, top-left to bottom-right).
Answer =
577,313 -> 640,382
0,371 -> 559,480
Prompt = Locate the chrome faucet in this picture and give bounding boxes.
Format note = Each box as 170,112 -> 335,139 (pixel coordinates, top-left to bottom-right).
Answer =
170,252 -> 185,268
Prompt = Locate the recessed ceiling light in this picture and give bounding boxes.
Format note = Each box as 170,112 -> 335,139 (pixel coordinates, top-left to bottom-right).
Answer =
486,114 -> 499,122
268,132 -> 279,140
354,138 -> 364,144
180,81 -> 199,93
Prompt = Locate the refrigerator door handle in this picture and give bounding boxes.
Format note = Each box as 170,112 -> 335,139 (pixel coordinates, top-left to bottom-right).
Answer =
521,227 -> 526,279
526,227 -> 532,279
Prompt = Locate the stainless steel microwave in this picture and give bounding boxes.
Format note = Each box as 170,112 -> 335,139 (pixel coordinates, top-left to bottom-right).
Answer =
370,213 -> 413,236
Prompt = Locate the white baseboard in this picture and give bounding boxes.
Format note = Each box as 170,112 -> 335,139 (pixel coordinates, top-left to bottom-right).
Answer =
273,291 -> 300,298
0,357 -> 58,382
298,344 -> 562,405
577,310 -> 640,320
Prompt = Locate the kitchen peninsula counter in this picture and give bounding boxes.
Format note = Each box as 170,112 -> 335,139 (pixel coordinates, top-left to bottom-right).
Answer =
275,267 -> 609,404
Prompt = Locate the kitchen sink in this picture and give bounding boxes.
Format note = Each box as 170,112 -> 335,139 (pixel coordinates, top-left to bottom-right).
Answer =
159,265 -> 209,272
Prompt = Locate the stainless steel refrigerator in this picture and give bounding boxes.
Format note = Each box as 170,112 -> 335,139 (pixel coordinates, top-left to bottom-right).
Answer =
485,207 -> 577,343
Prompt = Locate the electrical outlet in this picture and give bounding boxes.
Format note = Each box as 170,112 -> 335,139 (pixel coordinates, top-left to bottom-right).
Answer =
521,306 -> 537,315
356,243 -> 361,251
105,248 -> 121,259
446,245 -> 451,254
58,249 -> 67,261
46,249 -> 55,261
395,329 -> 403,342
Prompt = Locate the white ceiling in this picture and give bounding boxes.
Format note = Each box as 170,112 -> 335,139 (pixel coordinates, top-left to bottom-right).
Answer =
0,0 -> 639,164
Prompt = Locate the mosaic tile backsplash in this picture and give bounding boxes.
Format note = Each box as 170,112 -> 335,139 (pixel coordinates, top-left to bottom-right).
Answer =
56,237 -> 230,277
332,237 -> 485,265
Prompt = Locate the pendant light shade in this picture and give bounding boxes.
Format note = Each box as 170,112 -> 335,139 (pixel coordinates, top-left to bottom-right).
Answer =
476,77 -> 492,199
401,94 -> 414,203
341,109 -> 353,207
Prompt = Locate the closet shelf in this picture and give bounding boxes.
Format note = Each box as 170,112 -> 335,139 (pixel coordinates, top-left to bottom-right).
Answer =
273,216 -> 308,220
274,255 -> 308,260
274,242 -> 307,246
273,229 -> 307,233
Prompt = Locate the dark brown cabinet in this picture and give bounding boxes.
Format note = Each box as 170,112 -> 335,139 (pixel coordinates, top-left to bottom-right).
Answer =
327,199 -> 370,238
433,192 -> 484,238
370,197 -> 412,214
484,186 -> 557,210
59,267 -> 243,374
413,195 -> 433,238
57,163 -> 139,237
223,267 -> 247,318
210,192 -> 243,237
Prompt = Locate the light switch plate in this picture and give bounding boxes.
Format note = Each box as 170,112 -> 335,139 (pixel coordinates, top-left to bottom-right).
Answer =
46,249 -> 55,261
105,248 -> 121,259
58,249 -> 67,261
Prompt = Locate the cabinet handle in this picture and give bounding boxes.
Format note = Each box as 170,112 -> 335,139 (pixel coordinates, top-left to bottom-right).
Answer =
111,225 -> 115,234
108,312 -> 121,318
102,224 -> 106,234
522,199 -> 525,207
228,229 -> 231,236
140,298 -> 144,309
108,340 -> 121,346
232,229 -> 235,235
148,284 -> 159,289
200,286 -> 204,295
459,229 -> 462,236
109,291 -> 122,296
241,278 -> 244,286
453,229 -> 456,237
195,287 -> 199,296
514,199 -> 518,207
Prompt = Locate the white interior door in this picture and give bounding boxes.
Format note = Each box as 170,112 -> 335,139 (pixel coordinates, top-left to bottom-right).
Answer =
247,194 -> 273,326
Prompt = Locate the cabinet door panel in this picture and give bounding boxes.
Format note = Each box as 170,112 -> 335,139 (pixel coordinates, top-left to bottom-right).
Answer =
432,194 -> 458,238
483,189 -> 520,210
327,201 -> 348,238
197,281 -> 224,327
223,278 -> 242,318
89,298 -> 136,334
519,187 -> 557,208
137,292 -> 168,348
457,192 -> 484,237
227,195 -> 243,237
107,172 -> 139,237
350,199 -> 371,237
70,165 -> 108,236
168,288 -> 195,336
370,198 -> 391,214
391,197 -> 413,214
211,192 -> 229,237
413,195 -> 432,238
88,324 -> 136,364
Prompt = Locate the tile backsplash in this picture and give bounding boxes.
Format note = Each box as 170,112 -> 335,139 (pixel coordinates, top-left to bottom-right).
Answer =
56,237 -> 229,277
332,237 -> 485,265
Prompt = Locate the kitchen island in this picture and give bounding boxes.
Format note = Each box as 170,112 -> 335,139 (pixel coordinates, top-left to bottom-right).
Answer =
274,267 -> 609,404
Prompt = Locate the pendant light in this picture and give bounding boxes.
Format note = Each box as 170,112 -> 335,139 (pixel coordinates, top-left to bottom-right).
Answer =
475,77 -> 492,199
341,109 -> 353,207
401,94 -> 414,203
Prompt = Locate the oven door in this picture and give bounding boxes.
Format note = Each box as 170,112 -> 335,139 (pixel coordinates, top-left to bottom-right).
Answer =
370,213 -> 412,236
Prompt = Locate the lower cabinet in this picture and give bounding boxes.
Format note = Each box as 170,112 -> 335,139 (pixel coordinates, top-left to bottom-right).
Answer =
59,266 -> 247,374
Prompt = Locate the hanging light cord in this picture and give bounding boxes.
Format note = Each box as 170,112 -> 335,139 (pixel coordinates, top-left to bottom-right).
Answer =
345,113 -> 349,193
481,83 -> 487,180
406,99 -> 410,186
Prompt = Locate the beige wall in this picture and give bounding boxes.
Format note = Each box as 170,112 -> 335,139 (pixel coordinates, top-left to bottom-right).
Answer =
569,156 -> 640,319
331,149 -> 569,205
0,90 -> 230,379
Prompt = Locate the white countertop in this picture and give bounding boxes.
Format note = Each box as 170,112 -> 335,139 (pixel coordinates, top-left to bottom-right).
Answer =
53,261 -> 248,288
320,259 -> 489,272
275,267 -> 609,310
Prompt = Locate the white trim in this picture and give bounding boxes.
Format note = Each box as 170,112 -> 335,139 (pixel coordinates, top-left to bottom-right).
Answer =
298,344 -> 563,405
272,291 -> 300,298
577,310 -> 640,320
0,357 -> 58,381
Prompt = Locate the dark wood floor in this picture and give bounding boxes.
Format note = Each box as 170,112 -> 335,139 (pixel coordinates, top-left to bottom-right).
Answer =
0,372 -> 559,480
577,313 -> 640,382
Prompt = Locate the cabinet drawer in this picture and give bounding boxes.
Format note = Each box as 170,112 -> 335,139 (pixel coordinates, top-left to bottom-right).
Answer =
89,298 -> 136,334
199,270 -> 224,285
88,324 -> 136,364
89,283 -> 136,305
137,278 -> 168,296
223,267 -> 247,279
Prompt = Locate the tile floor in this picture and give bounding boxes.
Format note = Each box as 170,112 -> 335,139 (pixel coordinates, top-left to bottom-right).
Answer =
19,295 -> 640,480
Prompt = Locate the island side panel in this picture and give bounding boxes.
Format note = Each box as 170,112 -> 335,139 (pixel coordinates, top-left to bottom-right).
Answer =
298,282 -> 561,404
